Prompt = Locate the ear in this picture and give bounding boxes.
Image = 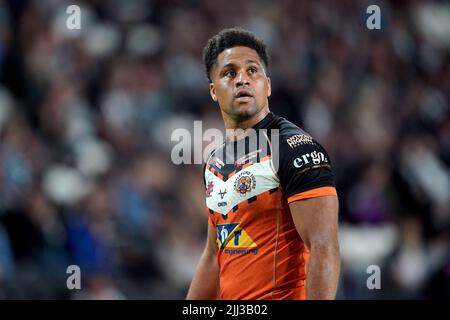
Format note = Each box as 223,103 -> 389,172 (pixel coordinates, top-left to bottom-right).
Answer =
267,76 -> 272,97
210,83 -> 217,102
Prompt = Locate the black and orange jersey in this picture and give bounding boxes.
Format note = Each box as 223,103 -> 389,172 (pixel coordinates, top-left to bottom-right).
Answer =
204,112 -> 337,300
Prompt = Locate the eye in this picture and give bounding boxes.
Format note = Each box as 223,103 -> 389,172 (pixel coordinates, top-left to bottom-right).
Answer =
248,67 -> 258,75
224,70 -> 236,77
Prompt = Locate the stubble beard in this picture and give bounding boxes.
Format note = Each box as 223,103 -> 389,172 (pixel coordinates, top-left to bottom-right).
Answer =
228,101 -> 260,122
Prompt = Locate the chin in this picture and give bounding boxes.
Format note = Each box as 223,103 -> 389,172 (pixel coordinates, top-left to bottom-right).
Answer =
231,103 -> 259,120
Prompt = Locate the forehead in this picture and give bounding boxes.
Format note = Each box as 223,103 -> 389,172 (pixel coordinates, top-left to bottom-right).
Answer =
216,46 -> 263,68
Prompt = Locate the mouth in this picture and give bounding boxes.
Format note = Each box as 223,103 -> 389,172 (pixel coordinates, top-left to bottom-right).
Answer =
234,90 -> 254,103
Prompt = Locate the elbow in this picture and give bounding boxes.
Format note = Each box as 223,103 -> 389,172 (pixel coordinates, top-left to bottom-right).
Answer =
308,237 -> 340,261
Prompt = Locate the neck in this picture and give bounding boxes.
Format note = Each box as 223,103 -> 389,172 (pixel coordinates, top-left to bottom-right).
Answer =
222,106 -> 269,130
222,106 -> 270,141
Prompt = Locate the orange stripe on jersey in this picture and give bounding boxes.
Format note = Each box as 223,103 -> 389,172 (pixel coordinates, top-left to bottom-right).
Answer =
260,155 -> 271,161
228,170 -> 236,178
287,186 -> 337,204
242,162 -> 253,169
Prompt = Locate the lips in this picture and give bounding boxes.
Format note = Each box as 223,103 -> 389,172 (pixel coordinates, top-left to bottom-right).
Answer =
234,89 -> 254,101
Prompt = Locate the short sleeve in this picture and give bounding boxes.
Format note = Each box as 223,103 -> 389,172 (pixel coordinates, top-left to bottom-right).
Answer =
277,133 -> 337,204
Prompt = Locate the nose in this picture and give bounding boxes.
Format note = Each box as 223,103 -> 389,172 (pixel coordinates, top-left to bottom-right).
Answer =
235,70 -> 250,87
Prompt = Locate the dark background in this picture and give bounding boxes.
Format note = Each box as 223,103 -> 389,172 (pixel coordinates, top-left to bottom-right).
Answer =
0,0 -> 449,299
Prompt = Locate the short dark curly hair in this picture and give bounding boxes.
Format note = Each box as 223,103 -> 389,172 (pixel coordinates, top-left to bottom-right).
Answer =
202,27 -> 269,83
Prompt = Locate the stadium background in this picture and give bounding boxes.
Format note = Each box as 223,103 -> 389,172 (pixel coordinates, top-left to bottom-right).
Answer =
0,0 -> 449,299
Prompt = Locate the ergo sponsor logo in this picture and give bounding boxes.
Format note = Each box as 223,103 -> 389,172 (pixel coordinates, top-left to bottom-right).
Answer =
293,151 -> 328,168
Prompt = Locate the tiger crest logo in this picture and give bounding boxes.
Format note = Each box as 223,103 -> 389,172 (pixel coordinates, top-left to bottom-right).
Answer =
234,171 -> 256,196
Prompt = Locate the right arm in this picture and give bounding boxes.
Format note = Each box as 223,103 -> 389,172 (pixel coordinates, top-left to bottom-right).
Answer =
186,223 -> 220,299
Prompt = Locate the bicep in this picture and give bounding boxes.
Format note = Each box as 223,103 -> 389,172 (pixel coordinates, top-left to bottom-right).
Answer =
288,195 -> 339,249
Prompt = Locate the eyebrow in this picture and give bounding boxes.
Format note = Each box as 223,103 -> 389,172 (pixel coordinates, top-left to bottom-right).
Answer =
220,59 -> 262,70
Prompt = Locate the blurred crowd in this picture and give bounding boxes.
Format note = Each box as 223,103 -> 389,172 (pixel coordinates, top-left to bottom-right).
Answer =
0,0 -> 449,299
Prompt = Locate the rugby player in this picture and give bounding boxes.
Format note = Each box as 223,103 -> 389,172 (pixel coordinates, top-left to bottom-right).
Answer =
186,27 -> 340,300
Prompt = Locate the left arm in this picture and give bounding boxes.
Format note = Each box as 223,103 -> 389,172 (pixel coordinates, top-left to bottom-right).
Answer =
289,195 -> 340,300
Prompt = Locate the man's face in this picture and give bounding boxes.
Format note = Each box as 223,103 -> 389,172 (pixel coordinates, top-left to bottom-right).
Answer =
209,46 -> 271,122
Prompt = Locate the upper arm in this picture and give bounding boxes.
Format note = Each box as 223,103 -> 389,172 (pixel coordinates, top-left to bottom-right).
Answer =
276,132 -> 339,248
205,221 -> 218,257
289,195 -> 339,250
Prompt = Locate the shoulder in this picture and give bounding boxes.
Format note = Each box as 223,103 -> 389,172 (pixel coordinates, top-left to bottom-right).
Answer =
267,115 -> 336,201
269,113 -> 310,139
264,113 -> 313,144
266,113 -> 329,161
